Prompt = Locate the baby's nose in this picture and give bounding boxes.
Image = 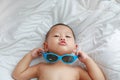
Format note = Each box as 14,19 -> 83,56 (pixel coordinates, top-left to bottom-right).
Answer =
60,38 -> 65,40
60,36 -> 65,40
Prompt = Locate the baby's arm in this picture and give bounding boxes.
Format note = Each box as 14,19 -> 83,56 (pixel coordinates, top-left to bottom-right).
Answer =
12,48 -> 44,80
77,51 -> 105,80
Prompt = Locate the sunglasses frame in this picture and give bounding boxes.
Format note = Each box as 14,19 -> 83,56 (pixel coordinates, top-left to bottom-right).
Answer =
41,52 -> 78,64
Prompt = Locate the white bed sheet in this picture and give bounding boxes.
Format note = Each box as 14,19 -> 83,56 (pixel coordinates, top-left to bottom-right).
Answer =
0,0 -> 120,80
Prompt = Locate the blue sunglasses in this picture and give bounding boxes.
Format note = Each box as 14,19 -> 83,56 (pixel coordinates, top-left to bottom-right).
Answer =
41,52 -> 78,64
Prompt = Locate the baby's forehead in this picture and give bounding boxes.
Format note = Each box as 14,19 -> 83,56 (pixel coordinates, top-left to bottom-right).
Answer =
49,26 -> 73,34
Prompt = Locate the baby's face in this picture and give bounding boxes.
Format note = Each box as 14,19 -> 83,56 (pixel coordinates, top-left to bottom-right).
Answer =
44,25 -> 77,55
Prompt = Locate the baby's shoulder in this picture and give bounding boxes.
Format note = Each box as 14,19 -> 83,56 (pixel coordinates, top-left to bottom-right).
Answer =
38,62 -> 48,66
37,62 -> 48,70
73,65 -> 84,71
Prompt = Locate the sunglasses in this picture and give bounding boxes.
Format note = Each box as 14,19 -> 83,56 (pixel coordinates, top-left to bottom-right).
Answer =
41,52 -> 78,64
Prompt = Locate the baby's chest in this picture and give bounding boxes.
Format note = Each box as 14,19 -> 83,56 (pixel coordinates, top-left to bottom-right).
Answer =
39,65 -> 79,80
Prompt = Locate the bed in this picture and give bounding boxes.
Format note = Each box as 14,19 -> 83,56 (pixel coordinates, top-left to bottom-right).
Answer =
0,0 -> 120,80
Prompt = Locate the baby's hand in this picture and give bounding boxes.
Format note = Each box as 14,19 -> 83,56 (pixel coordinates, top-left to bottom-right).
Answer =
30,48 -> 44,59
74,50 -> 90,63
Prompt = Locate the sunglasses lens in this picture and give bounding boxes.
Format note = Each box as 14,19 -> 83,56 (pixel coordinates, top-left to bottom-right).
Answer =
62,56 -> 74,63
46,54 -> 58,62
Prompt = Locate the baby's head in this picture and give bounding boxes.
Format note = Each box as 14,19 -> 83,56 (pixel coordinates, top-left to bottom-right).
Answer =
43,23 -> 78,55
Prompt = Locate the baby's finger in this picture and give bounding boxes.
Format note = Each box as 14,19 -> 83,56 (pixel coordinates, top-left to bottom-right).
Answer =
36,48 -> 44,56
38,48 -> 44,53
72,50 -> 81,57
77,51 -> 82,58
72,49 -> 78,55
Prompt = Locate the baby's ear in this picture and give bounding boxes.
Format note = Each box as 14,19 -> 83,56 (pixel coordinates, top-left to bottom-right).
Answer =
76,44 -> 78,49
43,42 -> 48,52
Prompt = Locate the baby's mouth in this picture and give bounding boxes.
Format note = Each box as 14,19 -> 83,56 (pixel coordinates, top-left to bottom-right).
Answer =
59,41 -> 67,46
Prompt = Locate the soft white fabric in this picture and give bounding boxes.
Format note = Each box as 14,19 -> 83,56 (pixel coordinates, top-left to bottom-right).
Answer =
0,0 -> 120,80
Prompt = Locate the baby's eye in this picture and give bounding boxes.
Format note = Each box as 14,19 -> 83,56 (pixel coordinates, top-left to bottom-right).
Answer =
54,35 -> 59,37
66,35 -> 71,38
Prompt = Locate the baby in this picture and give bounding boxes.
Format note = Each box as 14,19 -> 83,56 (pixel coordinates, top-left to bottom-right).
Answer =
12,23 -> 105,80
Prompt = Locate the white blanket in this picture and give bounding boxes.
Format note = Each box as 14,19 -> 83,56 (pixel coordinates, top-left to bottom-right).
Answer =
0,0 -> 120,80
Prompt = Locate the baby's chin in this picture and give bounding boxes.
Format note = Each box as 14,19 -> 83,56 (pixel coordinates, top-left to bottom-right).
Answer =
49,49 -> 73,55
